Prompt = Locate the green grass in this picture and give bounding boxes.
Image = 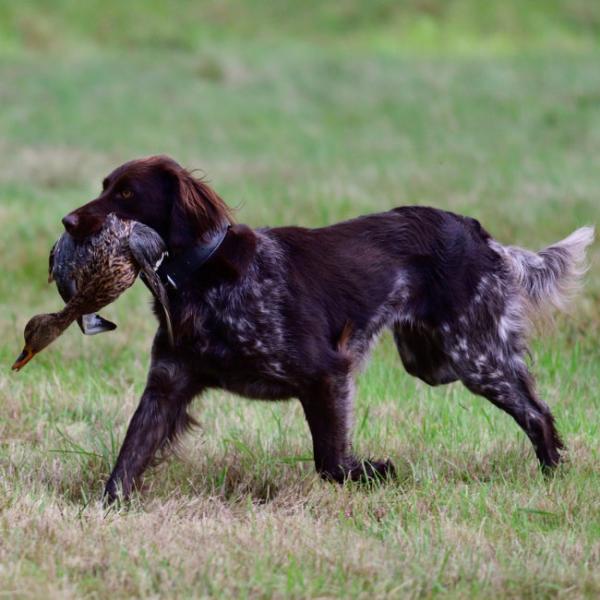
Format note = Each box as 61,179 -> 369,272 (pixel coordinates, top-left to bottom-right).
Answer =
1,2 -> 599,598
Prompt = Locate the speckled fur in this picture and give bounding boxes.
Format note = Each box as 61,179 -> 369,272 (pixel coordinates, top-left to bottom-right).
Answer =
61,157 -> 594,501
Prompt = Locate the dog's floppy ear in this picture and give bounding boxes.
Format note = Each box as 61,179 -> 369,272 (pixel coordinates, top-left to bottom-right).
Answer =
167,166 -> 233,251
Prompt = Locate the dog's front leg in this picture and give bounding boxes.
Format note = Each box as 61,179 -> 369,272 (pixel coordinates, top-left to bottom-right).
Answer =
103,358 -> 199,503
300,371 -> 395,483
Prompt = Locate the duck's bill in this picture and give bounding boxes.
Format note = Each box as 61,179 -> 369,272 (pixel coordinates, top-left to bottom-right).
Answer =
12,346 -> 36,371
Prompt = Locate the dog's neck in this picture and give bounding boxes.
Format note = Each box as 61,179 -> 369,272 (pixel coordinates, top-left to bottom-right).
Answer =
157,223 -> 256,289
158,224 -> 230,290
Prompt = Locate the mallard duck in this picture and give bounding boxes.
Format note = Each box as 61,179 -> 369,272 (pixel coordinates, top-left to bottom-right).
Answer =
49,221 -> 118,336
12,214 -> 173,371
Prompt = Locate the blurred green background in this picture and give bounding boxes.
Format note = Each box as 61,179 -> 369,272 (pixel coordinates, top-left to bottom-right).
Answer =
0,2 -> 599,597
2,0 -> 600,53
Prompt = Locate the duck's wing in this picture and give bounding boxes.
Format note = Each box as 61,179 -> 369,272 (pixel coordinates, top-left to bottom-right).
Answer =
129,223 -> 168,270
48,240 -> 58,283
129,224 -> 174,345
48,237 -> 76,304
139,270 -> 174,345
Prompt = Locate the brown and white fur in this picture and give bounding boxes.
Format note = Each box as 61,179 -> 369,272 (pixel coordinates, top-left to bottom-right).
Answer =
61,155 -> 594,502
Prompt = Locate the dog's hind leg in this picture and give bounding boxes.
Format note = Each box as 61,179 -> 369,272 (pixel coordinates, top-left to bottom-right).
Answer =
456,353 -> 563,470
104,357 -> 200,503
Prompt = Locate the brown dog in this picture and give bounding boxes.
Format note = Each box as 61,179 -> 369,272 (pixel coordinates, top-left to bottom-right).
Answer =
62,155 -> 594,502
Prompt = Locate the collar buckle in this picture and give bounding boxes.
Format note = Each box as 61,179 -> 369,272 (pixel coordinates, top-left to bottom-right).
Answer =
165,274 -> 178,290
157,224 -> 229,290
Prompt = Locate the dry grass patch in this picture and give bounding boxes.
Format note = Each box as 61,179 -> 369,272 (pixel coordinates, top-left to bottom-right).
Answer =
1,11 -> 600,595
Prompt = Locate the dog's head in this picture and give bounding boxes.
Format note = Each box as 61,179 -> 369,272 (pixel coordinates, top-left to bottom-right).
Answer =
62,155 -> 233,252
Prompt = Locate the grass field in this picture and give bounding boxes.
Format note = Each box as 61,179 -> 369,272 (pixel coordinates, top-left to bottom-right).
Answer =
1,2 -> 599,597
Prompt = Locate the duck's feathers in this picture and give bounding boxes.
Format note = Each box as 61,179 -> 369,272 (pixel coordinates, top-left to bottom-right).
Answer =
48,240 -> 58,283
129,223 -> 168,271
129,223 -> 174,345
49,233 -> 117,335
139,270 -> 174,345
80,314 -> 118,335
47,216 -> 172,343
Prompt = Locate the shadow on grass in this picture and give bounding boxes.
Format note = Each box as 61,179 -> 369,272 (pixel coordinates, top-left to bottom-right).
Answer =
45,428 -> 574,509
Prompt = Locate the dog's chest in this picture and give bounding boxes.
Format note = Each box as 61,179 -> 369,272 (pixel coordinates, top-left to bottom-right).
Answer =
175,273 -> 289,379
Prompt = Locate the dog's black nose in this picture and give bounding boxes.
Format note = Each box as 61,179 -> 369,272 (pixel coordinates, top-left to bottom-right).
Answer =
62,213 -> 79,233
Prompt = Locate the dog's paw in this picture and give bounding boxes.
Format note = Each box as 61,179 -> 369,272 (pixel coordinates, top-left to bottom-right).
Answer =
320,457 -> 396,484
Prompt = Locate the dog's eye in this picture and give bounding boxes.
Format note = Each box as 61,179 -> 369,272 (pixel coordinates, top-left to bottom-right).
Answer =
120,190 -> 133,199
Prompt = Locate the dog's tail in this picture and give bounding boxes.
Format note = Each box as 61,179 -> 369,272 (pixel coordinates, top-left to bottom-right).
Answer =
502,226 -> 594,316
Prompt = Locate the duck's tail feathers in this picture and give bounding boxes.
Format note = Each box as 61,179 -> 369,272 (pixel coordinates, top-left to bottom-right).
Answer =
78,314 -> 118,335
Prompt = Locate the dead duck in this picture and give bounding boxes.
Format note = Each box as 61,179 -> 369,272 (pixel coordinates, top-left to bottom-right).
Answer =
12,214 -> 173,371
49,223 -> 118,336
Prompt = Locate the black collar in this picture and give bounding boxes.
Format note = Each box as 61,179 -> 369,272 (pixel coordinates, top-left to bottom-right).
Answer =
157,225 -> 229,290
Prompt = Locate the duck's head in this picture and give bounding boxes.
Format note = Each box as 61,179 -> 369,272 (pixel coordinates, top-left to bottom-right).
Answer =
12,314 -> 64,371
